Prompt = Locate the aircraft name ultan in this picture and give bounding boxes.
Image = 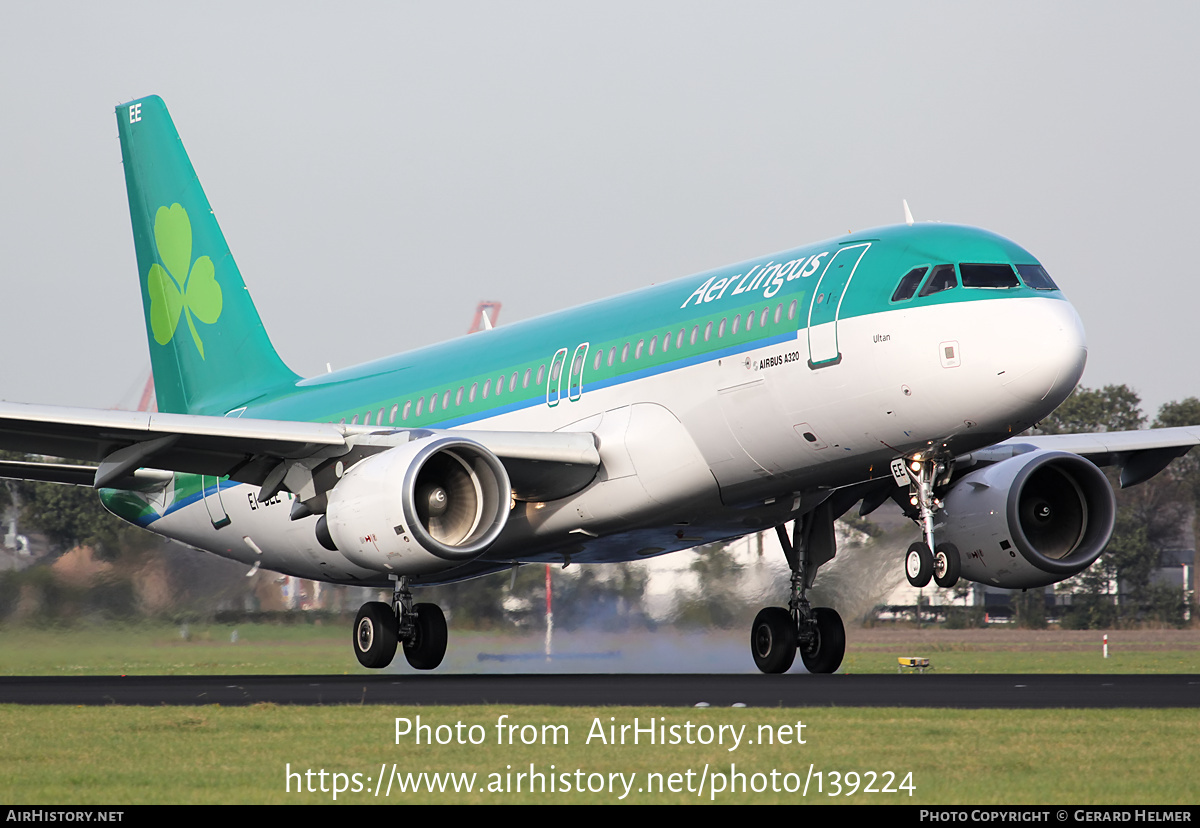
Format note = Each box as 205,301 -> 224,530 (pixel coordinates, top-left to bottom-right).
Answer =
680,250 -> 831,309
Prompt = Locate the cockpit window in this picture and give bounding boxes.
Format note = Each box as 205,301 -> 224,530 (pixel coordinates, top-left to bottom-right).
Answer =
891,267 -> 927,302
960,263 -> 1020,288
1016,264 -> 1059,290
918,264 -> 958,297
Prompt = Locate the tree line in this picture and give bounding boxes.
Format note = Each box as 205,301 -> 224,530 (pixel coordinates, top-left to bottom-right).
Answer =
0,386 -> 1196,628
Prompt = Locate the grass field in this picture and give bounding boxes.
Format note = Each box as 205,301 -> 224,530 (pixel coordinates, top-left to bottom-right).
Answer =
0,622 -> 1196,675
1,705 -> 1197,804
1,622 -> 1196,805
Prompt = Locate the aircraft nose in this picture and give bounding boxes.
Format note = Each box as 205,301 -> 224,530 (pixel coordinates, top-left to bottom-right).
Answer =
998,299 -> 1087,409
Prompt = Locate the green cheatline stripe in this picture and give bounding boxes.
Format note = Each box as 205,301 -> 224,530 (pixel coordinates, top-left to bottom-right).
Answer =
310,297 -> 807,428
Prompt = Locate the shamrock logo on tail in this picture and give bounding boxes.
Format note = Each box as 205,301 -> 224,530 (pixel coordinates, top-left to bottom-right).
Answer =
147,204 -> 222,359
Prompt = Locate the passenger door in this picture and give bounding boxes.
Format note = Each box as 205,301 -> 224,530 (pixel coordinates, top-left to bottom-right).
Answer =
807,242 -> 870,367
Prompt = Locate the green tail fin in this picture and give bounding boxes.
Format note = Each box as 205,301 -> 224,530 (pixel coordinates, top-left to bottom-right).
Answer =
117,95 -> 299,415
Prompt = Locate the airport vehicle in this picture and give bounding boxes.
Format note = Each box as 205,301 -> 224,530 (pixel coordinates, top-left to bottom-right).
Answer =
1,96 -> 1197,674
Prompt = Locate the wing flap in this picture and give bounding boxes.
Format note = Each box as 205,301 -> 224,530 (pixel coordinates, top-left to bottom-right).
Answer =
0,460 -> 172,491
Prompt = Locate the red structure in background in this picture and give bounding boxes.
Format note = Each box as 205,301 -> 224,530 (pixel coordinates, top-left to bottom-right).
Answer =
467,301 -> 502,334
136,375 -> 157,413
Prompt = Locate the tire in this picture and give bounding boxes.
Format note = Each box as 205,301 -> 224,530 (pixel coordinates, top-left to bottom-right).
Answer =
934,543 -> 961,588
800,606 -> 846,674
905,542 -> 934,588
751,607 -> 797,674
353,601 -> 398,669
403,603 -> 448,670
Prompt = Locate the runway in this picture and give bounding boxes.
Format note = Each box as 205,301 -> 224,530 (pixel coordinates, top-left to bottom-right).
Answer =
0,673 -> 1197,707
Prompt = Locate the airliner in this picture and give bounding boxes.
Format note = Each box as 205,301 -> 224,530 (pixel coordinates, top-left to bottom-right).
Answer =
1,96 -> 1197,674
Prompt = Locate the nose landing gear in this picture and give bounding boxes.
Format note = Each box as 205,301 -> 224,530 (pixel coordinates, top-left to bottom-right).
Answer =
933,542 -> 961,588
352,576 -> 448,670
900,451 -> 960,589
750,503 -> 846,674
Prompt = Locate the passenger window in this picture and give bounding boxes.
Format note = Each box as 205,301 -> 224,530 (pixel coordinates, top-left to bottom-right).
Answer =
918,264 -> 958,297
510,372 -> 518,392
593,351 -> 602,371
732,314 -> 740,335
482,379 -> 491,399
351,414 -> 358,425
523,369 -> 531,388
1016,264 -> 1059,291
469,383 -> 478,402
662,332 -> 671,353
787,300 -> 797,320
389,404 -> 398,424
760,308 -> 769,327
415,397 -> 424,417
621,343 -> 629,363
960,263 -> 1019,288
746,311 -> 754,332
402,401 -> 411,421
718,318 -> 726,338
377,407 -> 384,424
364,411 -> 372,425
428,395 -> 437,413
635,340 -> 644,359
536,365 -> 546,385
649,336 -> 657,356
443,391 -> 451,408
607,346 -> 616,367
456,387 -> 464,406
891,267 -> 927,301
774,304 -> 782,324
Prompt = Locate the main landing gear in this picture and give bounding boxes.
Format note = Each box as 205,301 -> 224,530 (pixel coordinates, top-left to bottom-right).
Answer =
900,451 -> 960,589
353,577 -> 448,670
750,503 -> 846,674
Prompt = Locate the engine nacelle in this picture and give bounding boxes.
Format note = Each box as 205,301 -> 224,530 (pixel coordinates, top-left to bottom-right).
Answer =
938,449 -> 1116,590
325,436 -> 511,576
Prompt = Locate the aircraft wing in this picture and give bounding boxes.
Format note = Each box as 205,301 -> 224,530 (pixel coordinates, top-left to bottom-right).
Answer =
0,401 -> 600,501
961,425 -> 1200,488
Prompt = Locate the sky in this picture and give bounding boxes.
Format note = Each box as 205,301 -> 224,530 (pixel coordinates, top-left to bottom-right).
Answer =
1,1 -> 1197,421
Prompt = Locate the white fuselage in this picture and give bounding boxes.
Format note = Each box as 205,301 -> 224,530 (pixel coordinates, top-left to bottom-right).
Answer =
141,294 -> 1087,586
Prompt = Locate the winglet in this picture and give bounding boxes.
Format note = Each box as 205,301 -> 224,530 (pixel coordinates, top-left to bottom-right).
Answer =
903,199 -> 914,226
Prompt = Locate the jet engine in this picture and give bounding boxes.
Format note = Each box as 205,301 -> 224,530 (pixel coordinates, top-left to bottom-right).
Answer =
323,435 -> 511,575
937,450 -> 1116,590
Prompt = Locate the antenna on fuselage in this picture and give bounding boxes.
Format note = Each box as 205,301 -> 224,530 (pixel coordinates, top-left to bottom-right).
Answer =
903,199 -> 914,226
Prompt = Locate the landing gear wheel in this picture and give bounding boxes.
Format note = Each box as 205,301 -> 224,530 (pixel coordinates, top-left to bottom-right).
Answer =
800,607 -> 845,674
403,603 -> 448,670
934,543 -> 961,588
906,542 -> 934,588
353,601 -> 398,669
751,607 -> 797,674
